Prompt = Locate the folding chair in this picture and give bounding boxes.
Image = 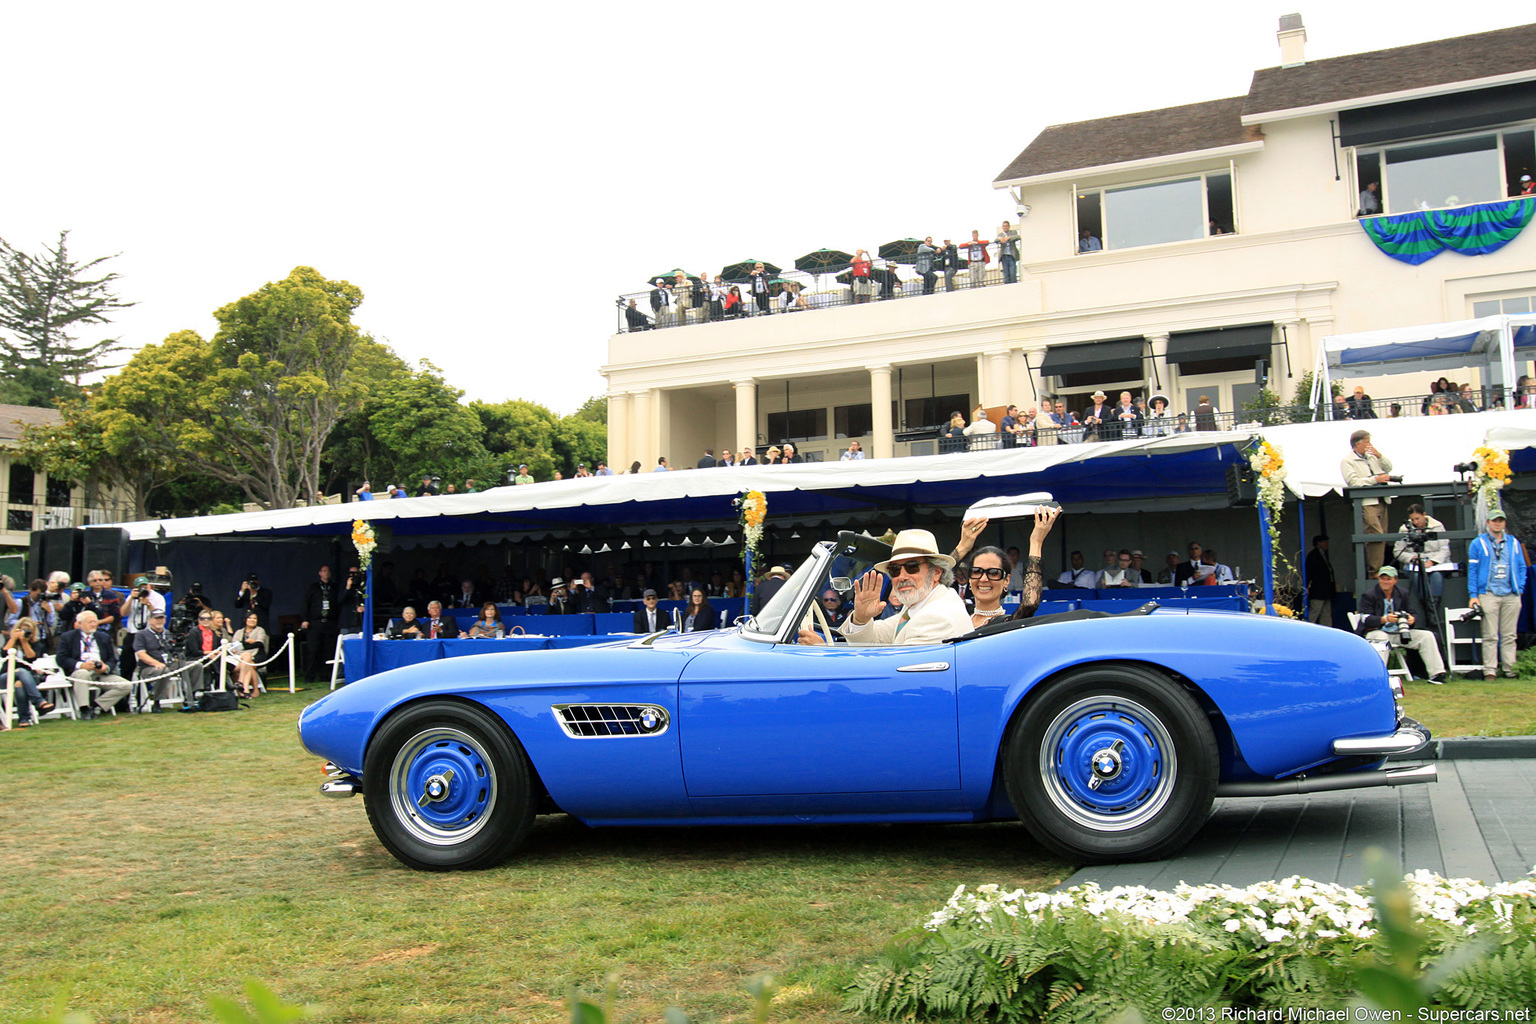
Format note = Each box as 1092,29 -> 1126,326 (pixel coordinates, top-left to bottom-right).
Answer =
31,657 -> 79,721
1442,606 -> 1483,675
329,633 -> 350,690
1348,612 -> 1413,688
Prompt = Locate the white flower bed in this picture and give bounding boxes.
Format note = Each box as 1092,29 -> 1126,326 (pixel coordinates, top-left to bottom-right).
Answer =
925,871 -> 1536,947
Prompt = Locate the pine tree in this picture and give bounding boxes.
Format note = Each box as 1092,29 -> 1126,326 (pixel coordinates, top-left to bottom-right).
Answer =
0,230 -> 132,407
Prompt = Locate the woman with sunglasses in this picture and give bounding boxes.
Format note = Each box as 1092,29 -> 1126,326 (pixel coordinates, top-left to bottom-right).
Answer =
954,507 -> 1062,625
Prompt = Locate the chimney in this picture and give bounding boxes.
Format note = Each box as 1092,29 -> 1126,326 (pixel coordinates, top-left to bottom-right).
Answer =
1277,13 -> 1307,67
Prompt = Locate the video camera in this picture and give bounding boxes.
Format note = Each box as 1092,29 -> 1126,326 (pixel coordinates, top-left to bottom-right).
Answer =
1401,526 -> 1439,553
1452,461 -> 1477,475
1458,606 -> 1484,623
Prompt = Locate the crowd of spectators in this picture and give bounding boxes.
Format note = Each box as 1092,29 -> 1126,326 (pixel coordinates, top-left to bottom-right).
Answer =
620,224 -> 1023,332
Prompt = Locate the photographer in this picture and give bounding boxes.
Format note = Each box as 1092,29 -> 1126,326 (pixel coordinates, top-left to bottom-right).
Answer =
1340,430 -> 1395,575
118,576 -> 167,687
234,573 -> 274,632
19,579 -> 60,653
0,576 -> 18,629
1467,508 -> 1527,680
1394,504 -> 1449,603
1355,567 -> 1446,683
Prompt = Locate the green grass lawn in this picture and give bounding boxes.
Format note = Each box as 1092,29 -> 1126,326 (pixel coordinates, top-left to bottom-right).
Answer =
1403,674 -> 1536,738
1,693 -> 1071,1023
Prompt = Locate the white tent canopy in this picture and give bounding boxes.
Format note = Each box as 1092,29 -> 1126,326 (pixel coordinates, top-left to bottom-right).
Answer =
1259,409 -> 1536,498
1311,314 -> 1523,411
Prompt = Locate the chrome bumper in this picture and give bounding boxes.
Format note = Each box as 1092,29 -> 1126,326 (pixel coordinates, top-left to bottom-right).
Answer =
1332,717 -> 1432,757
321,761 -> 362,798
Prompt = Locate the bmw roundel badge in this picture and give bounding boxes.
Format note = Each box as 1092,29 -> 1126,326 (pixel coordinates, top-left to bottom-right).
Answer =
638,709 -> 660,732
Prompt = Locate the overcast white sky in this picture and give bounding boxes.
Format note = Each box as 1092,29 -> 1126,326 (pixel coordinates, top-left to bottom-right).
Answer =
4,2 -> 1526,414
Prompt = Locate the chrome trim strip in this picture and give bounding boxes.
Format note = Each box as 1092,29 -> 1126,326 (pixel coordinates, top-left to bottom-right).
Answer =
896,662 -> 951,672
551,702 -> 671,739
1332,725 -> 1432,756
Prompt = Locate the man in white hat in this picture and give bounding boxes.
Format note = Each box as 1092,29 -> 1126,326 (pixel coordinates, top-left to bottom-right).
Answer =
808,529 -> 972,645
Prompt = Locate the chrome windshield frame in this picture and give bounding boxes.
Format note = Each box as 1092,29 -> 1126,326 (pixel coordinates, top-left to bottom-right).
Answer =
739,541 -> 838,645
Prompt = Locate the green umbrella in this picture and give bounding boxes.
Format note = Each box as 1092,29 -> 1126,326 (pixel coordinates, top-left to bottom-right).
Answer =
719,259 -> 783,282
793,248 -> 854,273
878,239 -> 924,264
647,268 -> 702,288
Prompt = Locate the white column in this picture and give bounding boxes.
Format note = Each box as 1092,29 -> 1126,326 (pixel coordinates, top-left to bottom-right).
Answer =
606,391 -> 630,472
984,350 -> 1012,408
631,389 -> 654,470
869,364 -> 894,459
1145,332 -> 1171,399
732,378 -> 757,457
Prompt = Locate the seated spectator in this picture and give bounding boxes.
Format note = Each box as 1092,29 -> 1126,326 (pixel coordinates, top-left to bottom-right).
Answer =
60,609 -> 131,719
1355,567 -> 1447,682
1173,412 -> 1192,433
1202,549 -> 1236,584
632,590 -> 668,632
1456,384 -> 1479,414
723,285 -> 744,318
1129,550 -> 1153,584
389,606 -> 424,638
818,588 -> 849,628
764,445 -> 781,464
624,298 -> 651,331
1347,385 -> 1376,419
667,580 -> 687,601
1156,551 -> 1180,584
231,612 -> 268,698
1078,228 -> 1102,252
468,602 -> 505,638
1056,550 -> 1097,589
681,588 -> 717,632
3,618 -> 52,725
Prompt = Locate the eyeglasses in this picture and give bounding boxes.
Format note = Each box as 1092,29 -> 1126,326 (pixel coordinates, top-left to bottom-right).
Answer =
889,560 -> 929,577
967,567 -> 1007,581
198,615 -> 212,621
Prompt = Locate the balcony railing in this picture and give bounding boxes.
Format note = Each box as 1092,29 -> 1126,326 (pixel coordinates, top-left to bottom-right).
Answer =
615,255 -> 1012,334
3,501 -> 136,534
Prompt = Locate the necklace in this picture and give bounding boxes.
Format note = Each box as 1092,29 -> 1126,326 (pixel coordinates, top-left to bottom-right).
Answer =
973,606 -> 1006,621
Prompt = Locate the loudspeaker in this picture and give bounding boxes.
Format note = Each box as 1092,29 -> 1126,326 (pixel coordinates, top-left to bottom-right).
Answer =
81,527 -> 131,583
30,528 -> 83,583
1226,463 -> 1256,507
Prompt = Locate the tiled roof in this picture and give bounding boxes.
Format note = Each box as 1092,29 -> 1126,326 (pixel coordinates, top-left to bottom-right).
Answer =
0,404 -> 62,443
994,97 -> 1258,184
1245,22 -> 1536,116
994,22 -> 1536,185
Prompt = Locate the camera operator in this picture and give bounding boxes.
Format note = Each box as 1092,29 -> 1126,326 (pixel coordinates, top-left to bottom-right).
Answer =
19,579 -> 60,653
1394,504 -> 1449,604
1467,507 -> 1527,680
1355,567 -> 1447,683
234,573 -> 274,632
118,575 -> 167,688
1340,429 -> 1395,575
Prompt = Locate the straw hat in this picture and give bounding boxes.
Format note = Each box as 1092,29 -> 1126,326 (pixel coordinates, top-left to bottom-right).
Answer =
874,529 -> 955,574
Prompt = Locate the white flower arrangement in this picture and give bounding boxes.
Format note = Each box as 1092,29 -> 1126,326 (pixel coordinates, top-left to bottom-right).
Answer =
924,871 -> 1536,948
351,519 -> 377,571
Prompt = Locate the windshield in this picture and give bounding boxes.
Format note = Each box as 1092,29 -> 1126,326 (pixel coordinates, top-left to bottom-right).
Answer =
747,532 -> 893,640
751,544 -> 832,636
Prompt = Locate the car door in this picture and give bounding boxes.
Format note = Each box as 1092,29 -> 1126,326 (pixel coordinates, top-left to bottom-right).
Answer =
677,642 -> 960,798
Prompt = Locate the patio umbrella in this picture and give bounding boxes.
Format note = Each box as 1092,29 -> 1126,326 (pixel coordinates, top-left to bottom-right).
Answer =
719,259 -> 783,282
793,248 -> 854,274
647,268 -> 701,287
878,238 -> 924,264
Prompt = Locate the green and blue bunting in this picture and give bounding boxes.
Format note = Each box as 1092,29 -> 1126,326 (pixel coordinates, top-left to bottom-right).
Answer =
1360,196 -> 1535,265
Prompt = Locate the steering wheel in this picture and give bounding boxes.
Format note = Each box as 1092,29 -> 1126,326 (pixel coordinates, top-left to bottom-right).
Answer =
807,593 -> 836,645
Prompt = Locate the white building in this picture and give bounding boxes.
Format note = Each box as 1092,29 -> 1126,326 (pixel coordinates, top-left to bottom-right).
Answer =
603,18 -> 1536,468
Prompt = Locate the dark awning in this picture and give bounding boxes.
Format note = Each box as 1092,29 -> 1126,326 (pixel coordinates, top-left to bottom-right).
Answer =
1037,337 -> 1144,377
1166,324 -> 1273,365
1339,80 -> 1536,148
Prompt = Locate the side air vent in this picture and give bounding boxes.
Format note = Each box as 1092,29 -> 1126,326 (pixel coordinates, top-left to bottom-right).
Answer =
552,703 -> 671,738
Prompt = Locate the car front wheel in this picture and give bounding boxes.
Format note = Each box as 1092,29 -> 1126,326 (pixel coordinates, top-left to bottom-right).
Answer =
1004,665 -> 1218,863
364,700 -> 536,870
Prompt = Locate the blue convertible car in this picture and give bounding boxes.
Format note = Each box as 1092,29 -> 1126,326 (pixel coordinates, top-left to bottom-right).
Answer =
299,531 -> 1435,871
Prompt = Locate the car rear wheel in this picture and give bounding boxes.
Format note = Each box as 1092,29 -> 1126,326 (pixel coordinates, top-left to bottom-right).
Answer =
1004,665 -> 1218,863
364,700 -> 535,870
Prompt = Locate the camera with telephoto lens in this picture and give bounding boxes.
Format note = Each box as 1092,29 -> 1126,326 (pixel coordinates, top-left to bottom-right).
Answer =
1453,461 -> 1478,475
1402,526 -> 1438,552
1385,474 -> 1404,483
1459,606 -> 1484,623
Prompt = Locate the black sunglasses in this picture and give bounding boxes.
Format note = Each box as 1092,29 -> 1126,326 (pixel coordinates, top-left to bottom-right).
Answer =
889,560 -> 929,577
967,567 -> 1007,581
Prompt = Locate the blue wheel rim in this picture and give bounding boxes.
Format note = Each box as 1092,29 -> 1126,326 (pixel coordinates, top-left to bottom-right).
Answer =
388,727 -> 498,845
1037,696 -> 1176,831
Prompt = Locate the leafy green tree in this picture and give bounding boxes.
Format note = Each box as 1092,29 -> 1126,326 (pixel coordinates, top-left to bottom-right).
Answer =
0,230 -> 131,407
471,399 -> 559,481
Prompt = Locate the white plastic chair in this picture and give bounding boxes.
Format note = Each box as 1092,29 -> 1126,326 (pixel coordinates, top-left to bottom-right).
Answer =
1348,612 -> 1413,688
329,633 -> 352,690
31,656 -> 79,721
1442,606 -> 1483,675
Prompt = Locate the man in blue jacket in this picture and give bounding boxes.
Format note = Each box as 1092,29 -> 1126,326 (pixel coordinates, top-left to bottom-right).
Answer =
1467,507 -> 1527,679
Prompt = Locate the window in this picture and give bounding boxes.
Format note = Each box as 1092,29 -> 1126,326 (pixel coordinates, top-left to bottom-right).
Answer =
1473,293 -> 1536,317
766,408 -> 828,443
8,464 -> 34,506
1356,126 -> 1535,216
833,403 -> 872,439
46,477 -> 73,506
1076,170 -> 1236,252
903,394 -> 971,429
